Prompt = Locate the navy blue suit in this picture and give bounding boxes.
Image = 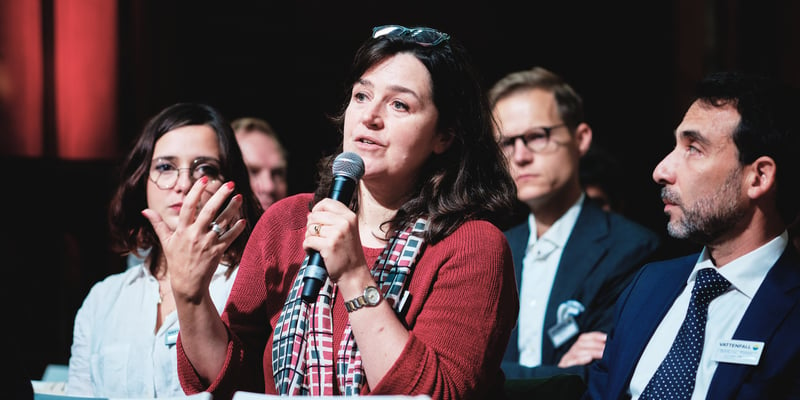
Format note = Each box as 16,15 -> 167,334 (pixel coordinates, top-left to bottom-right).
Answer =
502,198 -> 661,380
584,246 -> 800,399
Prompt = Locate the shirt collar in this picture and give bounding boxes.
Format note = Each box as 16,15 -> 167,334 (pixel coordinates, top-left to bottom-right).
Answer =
692,231 -> 788,299
527,193 -> 585,250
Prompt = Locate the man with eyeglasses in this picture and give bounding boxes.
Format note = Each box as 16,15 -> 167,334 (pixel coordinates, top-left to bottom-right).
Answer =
488,66 -> 661,383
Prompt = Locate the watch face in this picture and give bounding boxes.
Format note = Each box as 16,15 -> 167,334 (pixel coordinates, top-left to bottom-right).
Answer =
364,286 -> 381,305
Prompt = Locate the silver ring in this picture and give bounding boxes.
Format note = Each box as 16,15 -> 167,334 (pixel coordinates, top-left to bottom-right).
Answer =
312,224 -> 321,236
210,222 -> 224,236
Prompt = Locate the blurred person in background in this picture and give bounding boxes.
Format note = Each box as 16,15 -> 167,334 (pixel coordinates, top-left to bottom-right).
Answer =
66,102 -> 262,397
580,146 -> 626,214
232,117 -> 289,211
489,66 -> 661,382
125,116 -> 288,270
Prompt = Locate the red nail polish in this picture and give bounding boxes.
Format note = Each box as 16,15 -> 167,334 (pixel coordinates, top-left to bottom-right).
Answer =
226,181 -> 235,189
200,176 -> 209,184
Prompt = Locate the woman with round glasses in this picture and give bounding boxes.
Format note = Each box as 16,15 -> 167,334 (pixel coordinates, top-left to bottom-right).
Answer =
173,25 -> 519,400
66,102 -> 262,397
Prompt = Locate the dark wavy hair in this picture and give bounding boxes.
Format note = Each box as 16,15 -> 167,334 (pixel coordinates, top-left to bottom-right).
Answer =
695,71 -> 800,225
313,28 -> 517,244
108,102 -> 262,276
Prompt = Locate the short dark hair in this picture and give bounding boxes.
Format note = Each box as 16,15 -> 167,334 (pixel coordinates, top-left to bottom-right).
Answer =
580,146 -> 626,212
695,71 -> 800,225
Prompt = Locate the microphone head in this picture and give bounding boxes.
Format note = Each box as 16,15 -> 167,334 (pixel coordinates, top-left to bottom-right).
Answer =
333,151 -> 365,180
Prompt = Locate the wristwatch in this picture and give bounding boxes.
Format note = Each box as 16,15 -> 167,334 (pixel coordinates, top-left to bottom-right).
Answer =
344,286 -> 382,313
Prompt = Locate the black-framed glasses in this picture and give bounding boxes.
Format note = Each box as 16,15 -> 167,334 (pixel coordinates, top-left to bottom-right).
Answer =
498,124 -> 568,156
148,157 -> 224,190
371,25 -> 450,47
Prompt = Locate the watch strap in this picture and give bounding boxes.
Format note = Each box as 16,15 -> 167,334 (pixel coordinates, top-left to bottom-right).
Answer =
345,286 -> 381,313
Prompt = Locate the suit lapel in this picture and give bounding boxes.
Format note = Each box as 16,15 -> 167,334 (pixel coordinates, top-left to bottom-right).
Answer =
542,202 -> 608,359
502,221 -> 530,364
707,247 -> 800,398
608,256 -> 696,398
505,222 -> 530,294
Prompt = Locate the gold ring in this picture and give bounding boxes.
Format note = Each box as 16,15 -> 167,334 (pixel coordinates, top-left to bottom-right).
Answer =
312,224 -> 321,236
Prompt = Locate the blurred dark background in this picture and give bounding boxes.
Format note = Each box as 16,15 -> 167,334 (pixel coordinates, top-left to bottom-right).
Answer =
1,0 -> 799,380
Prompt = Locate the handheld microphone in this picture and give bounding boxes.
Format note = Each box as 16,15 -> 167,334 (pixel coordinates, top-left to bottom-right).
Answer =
301,151 -> 365,303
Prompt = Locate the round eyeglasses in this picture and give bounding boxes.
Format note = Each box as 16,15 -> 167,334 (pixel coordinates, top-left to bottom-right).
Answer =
371,25 -> 450,47
498,124 -> 568,156
148,157 -> 224,190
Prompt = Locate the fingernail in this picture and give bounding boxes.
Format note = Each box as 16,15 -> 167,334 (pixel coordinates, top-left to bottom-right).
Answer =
200,176 -> 209,184
226,181 -> 235,189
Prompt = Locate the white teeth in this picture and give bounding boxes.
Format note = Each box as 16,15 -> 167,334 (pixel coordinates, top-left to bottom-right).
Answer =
360,139 -> 375,144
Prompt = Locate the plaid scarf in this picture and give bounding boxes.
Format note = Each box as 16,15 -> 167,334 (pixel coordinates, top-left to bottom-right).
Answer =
272,218 -> 428,395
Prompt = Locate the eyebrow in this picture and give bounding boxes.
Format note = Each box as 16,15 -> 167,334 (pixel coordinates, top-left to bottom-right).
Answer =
502,128 -> 550,138
152,156 -> 221,164
356,78 -> 422,102
678,129 -> 710,147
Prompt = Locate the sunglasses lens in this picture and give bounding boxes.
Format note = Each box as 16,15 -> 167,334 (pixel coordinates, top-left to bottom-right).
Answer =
410,30 -> 445,45
372,25 -> 404,39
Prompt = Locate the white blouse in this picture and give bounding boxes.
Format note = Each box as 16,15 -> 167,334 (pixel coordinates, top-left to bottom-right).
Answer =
66,262 -> 237,397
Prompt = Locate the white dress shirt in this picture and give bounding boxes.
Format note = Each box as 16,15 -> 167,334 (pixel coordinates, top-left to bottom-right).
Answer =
518,194 -> 583,367
629,232 -> 787,399
66,262 -> 237,397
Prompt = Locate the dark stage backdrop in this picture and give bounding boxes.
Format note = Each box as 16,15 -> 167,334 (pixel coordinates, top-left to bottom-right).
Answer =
2,0 -> 798,379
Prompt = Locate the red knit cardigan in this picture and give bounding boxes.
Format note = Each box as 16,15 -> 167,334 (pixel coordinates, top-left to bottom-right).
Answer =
178,193 -> 519,400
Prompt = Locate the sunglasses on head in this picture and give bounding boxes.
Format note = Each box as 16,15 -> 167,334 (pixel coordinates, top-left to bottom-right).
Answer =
371,25 -> 450,47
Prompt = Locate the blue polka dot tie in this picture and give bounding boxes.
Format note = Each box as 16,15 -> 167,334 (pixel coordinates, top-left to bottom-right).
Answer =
640,267 -> 731,399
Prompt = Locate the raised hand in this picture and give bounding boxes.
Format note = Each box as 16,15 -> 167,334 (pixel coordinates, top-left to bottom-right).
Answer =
142,177 -> 245,303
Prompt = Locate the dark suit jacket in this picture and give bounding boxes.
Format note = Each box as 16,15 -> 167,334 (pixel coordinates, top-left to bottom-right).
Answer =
502,198 -> 661,380
584,245 -> 800,399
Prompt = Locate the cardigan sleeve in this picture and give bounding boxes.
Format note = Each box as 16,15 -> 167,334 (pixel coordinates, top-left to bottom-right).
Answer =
177,194 -> 311,400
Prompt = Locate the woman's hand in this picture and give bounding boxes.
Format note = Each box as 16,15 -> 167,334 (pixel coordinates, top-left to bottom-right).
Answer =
142,177 -> 245,303
303,198 -> 368,283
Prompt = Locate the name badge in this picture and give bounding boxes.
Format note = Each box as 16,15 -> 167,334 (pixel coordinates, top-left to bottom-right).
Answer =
547,299 -> 585,348
165,328 -> 179,347
548,317 -> 580,348
711,339 -> 764,365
